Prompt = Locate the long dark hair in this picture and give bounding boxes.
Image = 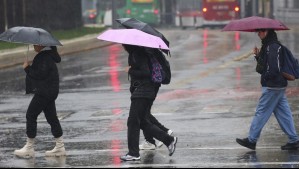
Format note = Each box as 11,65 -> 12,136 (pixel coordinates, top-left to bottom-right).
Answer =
261,29 -> 280,45
50,46 -> 61,56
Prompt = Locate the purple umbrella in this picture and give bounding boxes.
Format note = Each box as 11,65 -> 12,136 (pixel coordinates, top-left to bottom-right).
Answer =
222,16 -> 289,32
97,29 -> 169,50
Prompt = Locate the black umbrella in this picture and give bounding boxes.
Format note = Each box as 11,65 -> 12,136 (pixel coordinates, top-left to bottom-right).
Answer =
116,18 -> 170,54
0,26 -> 62,46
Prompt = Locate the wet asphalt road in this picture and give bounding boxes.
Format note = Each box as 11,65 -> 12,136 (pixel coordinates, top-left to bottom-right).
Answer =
1,28 -> 299,168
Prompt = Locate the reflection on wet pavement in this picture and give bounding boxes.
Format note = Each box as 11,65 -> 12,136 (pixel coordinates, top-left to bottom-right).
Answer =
1,29 -> 299,167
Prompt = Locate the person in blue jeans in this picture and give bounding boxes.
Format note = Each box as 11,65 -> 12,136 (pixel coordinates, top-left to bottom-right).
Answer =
236,29 -> 299,150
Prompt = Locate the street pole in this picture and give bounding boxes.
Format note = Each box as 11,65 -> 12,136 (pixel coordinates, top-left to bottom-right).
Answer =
111,0 -> 117,29
4,0 -> 8,30
252,0 -> 258,16
269,0 -> 274,18
240,0 -> 246,18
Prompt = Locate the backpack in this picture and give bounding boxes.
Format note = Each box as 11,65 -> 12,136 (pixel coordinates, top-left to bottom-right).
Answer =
150,57 -> 164,84
148,50 -> 171,85
280,45 -> 299,81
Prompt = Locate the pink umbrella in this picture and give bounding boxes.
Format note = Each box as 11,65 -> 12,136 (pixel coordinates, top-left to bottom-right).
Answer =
97,29 -> 169,50
222,16 -> 289,32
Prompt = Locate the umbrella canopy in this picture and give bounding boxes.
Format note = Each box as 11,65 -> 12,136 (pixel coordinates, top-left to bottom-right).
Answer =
0,26 -> 62,46
97,29 -> 169,50
116,18 -> 170,48
222,16 -> 289,32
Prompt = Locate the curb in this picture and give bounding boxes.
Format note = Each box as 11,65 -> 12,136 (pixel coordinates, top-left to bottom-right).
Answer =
0,34 -> 113,69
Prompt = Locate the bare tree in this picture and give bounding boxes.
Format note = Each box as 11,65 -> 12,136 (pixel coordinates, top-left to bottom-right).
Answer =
22,0 -> 26,25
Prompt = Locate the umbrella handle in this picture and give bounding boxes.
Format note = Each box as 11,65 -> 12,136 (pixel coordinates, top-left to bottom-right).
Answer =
26,45 -> 29,61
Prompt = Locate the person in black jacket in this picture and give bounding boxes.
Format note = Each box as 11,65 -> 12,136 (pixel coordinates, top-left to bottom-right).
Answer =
139,48 -> 173,150
120,44 -> 178,161
14,45 -> 66,158
236,29 -> 299,151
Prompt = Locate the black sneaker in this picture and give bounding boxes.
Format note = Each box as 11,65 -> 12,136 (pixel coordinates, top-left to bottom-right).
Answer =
236,138 -> 256,150
281,141 -> 299,150
168,137 -> 178,156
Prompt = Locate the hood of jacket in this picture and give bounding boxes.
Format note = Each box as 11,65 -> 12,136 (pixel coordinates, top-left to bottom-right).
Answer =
40,50 -> 61,63
51,50 -> 61,63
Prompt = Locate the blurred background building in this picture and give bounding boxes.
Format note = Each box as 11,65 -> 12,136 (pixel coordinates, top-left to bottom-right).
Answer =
81,0 -> 299,28
275,0 -> 299,24
0,0 -> 82,33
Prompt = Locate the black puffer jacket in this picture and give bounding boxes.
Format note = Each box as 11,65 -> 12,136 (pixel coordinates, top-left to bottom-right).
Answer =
124,45 -> 156,100
25,49 -> 61,100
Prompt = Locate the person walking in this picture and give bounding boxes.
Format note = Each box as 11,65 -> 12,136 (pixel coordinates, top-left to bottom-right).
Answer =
139,48 -> 173,150
236,29 -> 299,150
14,45 -> 66,158
120,44 -> 177,161
139,96 -> 174,150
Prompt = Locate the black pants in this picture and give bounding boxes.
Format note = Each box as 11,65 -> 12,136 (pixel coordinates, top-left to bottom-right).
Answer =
127,98 -> 174,157
26,94 -> 63,138
143,101 -> 169,145
142,87 -> 169,145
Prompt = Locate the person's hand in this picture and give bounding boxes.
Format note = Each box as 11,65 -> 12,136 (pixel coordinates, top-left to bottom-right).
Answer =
253,47 -> 260,56
125,66 -> 131,73
23,60 -> 29,69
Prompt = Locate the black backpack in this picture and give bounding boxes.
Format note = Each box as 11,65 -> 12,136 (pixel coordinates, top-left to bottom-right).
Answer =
147,49 -> 171,85
280,45 -> 299,81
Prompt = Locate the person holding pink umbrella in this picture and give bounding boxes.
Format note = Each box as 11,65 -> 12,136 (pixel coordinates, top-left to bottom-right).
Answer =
120,44 -> 177,161
98,29 -> 177,161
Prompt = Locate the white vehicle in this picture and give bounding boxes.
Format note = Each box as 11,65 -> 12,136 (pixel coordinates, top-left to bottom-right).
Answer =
175,0 -> 203,29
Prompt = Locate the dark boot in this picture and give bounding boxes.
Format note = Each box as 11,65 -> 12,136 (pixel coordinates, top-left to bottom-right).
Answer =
236,138 -> 256,150
281,141 -> 299,150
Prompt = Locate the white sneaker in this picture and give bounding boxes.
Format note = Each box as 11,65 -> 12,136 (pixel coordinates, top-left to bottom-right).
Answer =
157,130 -> 173,148
120,154 -> 141,161
139,141 -> 156,150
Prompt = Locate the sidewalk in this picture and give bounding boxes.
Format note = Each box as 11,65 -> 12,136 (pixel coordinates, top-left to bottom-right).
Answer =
0,33 -> 112,69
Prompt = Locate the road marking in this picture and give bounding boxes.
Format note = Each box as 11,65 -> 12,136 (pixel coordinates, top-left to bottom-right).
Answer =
233,51 -> 253,61
90,162 -> 299,168
93,146 -> 281,153
37,111 -> 73,122
201,105 -> 232,114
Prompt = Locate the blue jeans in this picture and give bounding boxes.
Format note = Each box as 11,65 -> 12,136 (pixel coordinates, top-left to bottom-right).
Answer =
248,87 -> 299,143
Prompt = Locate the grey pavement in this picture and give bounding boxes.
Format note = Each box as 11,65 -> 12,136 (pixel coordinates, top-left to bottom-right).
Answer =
1,28 -> 299,168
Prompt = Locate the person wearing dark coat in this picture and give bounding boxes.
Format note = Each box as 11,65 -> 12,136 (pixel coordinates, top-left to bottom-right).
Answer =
139,48 -> 173,150
120,44 -> 178,161
236,29 -> 299,151
14,45 -> 66,158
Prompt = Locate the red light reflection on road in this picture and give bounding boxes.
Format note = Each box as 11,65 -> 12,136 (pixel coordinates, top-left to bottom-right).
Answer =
112,108 -> 122,115
203,29 -> 209,64
235,32 -> 240,51
108,45 -> 121,92
110,119 -> 124,132
110,119 -> 125,166
107,45 -> 124,166
111,139 -> 121,166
